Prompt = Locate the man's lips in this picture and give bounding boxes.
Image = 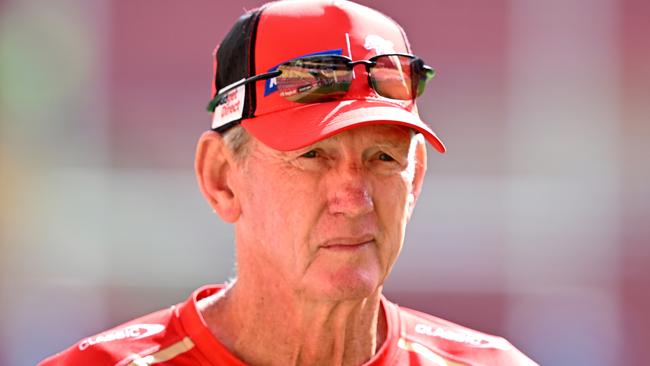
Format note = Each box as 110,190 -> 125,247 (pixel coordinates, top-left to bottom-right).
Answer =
320,235 -> 375,250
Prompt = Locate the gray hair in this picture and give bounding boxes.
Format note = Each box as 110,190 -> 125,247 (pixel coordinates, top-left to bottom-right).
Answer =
222,124 -> 251,163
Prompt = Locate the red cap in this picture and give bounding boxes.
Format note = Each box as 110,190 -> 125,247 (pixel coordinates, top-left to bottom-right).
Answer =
211,0 -> 445,153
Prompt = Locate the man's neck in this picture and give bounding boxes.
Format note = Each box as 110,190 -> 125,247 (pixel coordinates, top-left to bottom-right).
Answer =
198,281 -> 388,366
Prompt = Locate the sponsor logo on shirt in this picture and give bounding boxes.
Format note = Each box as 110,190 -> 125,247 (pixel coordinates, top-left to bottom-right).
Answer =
414,323 -> 512,351
78,324 -> 165,351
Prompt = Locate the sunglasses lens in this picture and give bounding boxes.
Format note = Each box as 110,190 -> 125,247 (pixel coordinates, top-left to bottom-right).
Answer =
370,55 -> 414,100
370,55 -> 433,100
276,57 -> 352,103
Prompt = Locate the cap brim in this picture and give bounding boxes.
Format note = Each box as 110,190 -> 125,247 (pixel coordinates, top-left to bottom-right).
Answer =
241,99 -> 446,153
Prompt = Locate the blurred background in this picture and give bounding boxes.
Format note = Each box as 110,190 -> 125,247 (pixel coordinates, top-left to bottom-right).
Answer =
0,0 -> 648,365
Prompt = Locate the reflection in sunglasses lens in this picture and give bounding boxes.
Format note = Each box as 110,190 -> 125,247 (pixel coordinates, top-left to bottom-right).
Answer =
370,55 -> 414,100
277,58 -> 352,103
274,55 -> 431,103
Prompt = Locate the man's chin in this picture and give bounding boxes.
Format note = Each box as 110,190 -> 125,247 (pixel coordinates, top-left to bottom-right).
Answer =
303,268 -> 384,302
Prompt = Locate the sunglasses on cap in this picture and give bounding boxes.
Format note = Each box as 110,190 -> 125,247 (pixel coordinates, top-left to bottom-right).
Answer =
207,53 -> 435,112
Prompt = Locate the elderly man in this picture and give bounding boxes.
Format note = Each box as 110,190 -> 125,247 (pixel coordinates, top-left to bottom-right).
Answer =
40,1 -> 537,365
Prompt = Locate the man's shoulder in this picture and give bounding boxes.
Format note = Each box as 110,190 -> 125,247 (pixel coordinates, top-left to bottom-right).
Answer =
38,305 -> 192,366
391,303 -> 538,365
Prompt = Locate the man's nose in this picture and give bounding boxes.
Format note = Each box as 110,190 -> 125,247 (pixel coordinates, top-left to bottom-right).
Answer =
326,163 -> 374,218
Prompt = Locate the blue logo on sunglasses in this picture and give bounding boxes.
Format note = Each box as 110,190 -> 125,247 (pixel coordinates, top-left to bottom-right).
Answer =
263,49 -> 343,96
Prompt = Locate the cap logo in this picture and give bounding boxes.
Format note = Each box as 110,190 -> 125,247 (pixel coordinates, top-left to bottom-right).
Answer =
212,82 -> 246,129
364,34 -> 395,54
263,49 -> 343,96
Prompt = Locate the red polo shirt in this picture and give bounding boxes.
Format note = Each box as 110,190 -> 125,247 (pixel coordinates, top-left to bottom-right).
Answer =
39,285 -> 537,365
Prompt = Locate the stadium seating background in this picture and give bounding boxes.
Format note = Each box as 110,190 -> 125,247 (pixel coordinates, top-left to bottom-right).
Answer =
1,0 -> 648,365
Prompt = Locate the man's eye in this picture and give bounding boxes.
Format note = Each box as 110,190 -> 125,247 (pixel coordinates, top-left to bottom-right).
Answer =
378,152 -> 395,162
301,150 -> 318,158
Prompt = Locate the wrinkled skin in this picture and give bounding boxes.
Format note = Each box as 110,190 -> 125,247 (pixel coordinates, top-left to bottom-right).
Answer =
195,124 -> 427,365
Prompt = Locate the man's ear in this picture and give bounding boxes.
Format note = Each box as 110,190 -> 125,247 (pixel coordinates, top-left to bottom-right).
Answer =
407,134 -> 427,220
195,131 -> 241,223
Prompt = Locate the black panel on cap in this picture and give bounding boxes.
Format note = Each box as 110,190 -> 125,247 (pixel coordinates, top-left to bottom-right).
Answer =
213,6 -> 265,132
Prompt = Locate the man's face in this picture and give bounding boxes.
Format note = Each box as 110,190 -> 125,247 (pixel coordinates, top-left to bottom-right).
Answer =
232,124 -> 424,301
